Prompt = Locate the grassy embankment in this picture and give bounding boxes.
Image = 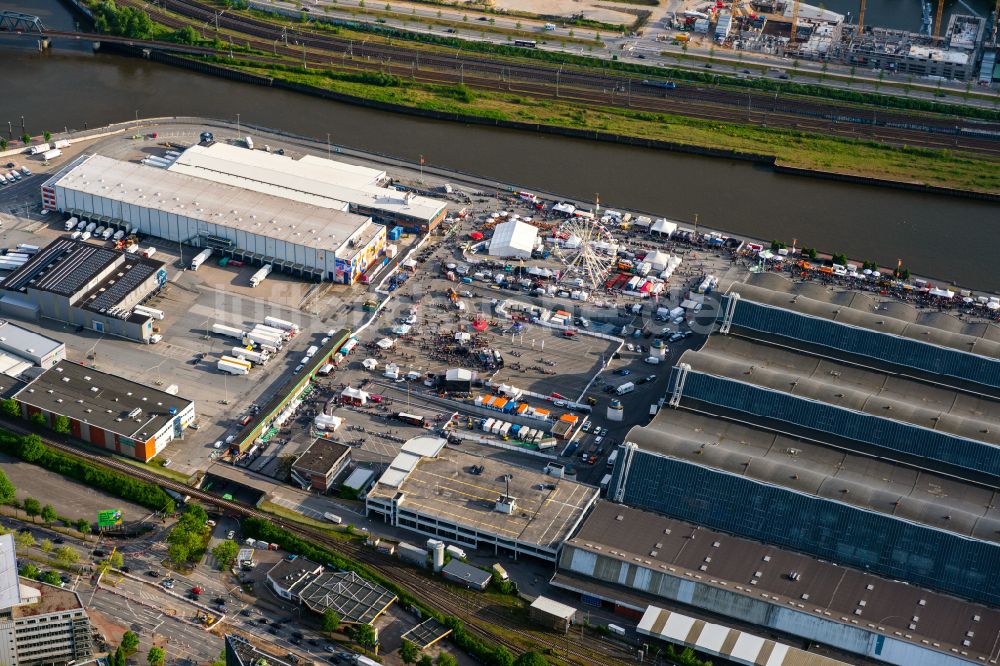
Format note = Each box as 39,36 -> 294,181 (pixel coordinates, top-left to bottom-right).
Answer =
207,57 -> 1000,193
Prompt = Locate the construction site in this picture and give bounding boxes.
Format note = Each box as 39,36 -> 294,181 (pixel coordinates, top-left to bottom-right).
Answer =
668,0 -> 1000,84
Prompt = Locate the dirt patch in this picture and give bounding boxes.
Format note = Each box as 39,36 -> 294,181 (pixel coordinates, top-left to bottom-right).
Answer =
491,0 -> 636,25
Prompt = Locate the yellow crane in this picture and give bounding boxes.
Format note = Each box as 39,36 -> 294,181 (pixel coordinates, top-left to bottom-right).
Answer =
790,0 -> 801,42
858,0 -> 866,33
934,0 -> 945,37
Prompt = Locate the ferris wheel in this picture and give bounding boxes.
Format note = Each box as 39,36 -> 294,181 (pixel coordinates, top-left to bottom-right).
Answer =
553,217 -> 618,290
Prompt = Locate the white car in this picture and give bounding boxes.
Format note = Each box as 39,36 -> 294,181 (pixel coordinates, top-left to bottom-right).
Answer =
113,230 -> 125,241
80,232 -> 92,241
227,530 -> 236,540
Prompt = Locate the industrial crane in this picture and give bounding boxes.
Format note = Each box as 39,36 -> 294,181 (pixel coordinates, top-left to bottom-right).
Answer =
790,0 -> 800,42
858,0 -> 866,33
934,0 -> 945,37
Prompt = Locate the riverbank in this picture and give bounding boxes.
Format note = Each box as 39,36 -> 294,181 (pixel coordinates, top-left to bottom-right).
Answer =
166,52 -> 1000,198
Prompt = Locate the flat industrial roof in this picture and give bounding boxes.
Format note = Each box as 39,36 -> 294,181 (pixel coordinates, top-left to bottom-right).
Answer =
565,502 -> 1000,663
55,155 -> 376,255
226,634 -> 296,666
400,617 -> 452,649
442,559 -> 492,586
170,142 -> 447,223
293,571 -> 396,624
292,438 -> 351,476
12,578 -> 84,618
0,320 -> 63,361
368,448 -> 598,550
680,335 -> 1000,447
12,361 -> 192,442
731,273 -> 1000,361
626,409 -> 1000,543
0,534 -> 20,609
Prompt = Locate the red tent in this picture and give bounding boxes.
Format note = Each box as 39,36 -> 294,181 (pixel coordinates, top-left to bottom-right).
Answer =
469,231 -> 484,240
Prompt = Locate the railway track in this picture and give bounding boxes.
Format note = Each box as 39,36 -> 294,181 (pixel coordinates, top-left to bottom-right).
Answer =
113,0 -> 1000,158
6,421 -> 629,665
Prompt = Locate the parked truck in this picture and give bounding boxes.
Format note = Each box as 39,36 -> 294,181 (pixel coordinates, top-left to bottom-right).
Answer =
41,149 -> 62,161
232,347 -> 270,364
133,305 -> 165,321
52,139 -> 71,149
249,264 -> 272,288
263,315 -> 299,333
217,359 -> 249,375
616,382 -> 635,395
212,323 -> 245,339
190,248 -> 213,270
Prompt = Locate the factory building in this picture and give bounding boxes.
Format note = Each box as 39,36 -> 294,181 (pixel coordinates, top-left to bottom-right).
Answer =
607,273 -> 1000,608
266,558 -> 396,626
290,438 -> 352,492
11,360 -> 196,461
0,238 -> 166,342
0,320 -> 65,373
366,436 -> 599,561
43,154 -> 387,284
555,503 -> 1000,666
0,534 -> 94,666
168,142 -> 448,233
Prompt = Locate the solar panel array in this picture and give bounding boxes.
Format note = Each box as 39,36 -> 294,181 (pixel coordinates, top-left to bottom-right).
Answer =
671,369 -> 1000,485
29,242 -> 118,296
87,261 -> 157,312
616,451 -> 1000,606
721,296 -> 1000,391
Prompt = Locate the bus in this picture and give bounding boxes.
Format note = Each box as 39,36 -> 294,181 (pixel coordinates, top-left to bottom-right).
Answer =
395,412 -> 426,427
514,39 -> 537,48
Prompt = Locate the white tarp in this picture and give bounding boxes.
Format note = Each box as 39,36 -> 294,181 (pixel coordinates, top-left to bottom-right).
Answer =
489,220 -> 538,259
376,337 -> 394,349
928,287 -> 954,299
644,250 -> 671,271
362,358 -> 379,370
341,386 -> 370,403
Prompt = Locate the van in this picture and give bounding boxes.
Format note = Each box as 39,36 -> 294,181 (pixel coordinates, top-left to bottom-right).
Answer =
64,217 -> 78,231
293,364 -> 305,374
213,440 -> 223,449
323,512 -> 343,524
599,473 -> 612,491
616,382 -> 635,395
101,227 -> 114,240
80,232 -> 92,241
607,449 -> 619,468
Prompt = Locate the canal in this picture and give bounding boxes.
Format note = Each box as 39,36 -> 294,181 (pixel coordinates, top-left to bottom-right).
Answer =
1,0 -> 998,290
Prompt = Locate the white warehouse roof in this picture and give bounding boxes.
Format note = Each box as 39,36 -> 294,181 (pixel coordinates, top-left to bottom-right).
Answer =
170,143 -> 446,225
56,155 -> 376,256
0,320 -> 64,364
0,534 -> 20,609
530,596 -> 577,619
489,220 -> 538,259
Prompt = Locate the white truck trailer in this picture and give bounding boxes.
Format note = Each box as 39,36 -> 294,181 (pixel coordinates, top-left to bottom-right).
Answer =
218,359 -> 249,375
249,264 -> 272,288
212,323 -> 245,339
263,315 -> 299,333
190,248 -> 213,270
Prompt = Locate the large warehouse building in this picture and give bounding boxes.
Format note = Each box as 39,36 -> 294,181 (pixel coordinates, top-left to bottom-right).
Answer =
367,436 -> 599,561
11,360 -> 196,461
594,273 -> 1000,666
0,237 -> 167,342
168,142 -> 448,232
42,154 -> 387,284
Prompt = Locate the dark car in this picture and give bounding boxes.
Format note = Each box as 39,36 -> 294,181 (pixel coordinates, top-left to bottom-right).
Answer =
119,565 -> 131,573
146,570 -> 160,577
268,627 -> 279,635
292,631 -> 304,640
213,597 -> 226,605
53,537 -> 64,544
93,550 -> 106,558
240,609 -> 252,617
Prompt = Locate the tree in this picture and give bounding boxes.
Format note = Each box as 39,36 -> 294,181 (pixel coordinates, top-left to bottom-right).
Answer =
0,468 -> 15,505
0,399 -> 18,420
110,551 -> 124,569
354,623 -> 377,650
19,436 -> 45,462
23,497 -> 41,522
52,414 -> 70,435
55,545 -> 80,566
29,412 -> 47,428
76,518 -> 91,535
400,640 -> 419,664
18,563 -> 41,579
121,630 -> 139,656
317,607 -> 341,633
43,131 -> 52,143
436,652 -> 457,666
168,540 -> 191,564
147,646 -> 165,666
21,133 -> 31,146
15,530 -> 35,550
417,655 -> 434,666
211,540 -> 239,569
0,138 -> 7,151
40,538 -> 53,553
513,653 -> 549,666
41,571 -> 62,585
113,645 -> 127,666
41,504 -> 57,524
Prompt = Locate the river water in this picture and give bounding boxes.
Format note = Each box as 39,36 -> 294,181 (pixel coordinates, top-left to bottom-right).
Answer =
1,0 -> 999,290
822,0 -> 995,32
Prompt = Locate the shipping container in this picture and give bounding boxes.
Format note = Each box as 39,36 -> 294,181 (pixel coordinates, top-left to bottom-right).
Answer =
53,139 -> 71,149
28,143 -> 51,155
220,355 -> 252,369
249,264 -> 272,288
133,305 -> 165,320
232,347 -> 270,364
217,360 -> 249,375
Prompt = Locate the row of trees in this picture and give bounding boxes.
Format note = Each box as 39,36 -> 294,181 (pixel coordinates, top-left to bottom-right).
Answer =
109,631 -> 164,666
0,130 -> 54,152
93,0 -> 154,39
0,428 -> 175,514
